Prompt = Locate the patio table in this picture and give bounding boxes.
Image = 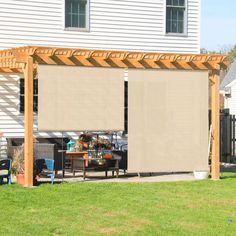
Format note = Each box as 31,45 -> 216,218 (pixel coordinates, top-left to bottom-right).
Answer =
72,156 -> 120,179
64,151 -> 88,176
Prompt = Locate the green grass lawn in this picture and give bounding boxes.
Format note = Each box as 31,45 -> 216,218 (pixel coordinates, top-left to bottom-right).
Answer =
0,173 -> 236,236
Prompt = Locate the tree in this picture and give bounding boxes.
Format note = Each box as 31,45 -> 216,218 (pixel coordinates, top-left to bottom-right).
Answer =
200,48 -> 221,55
228,45 -> 236,59
200,48 -> 208,54
201,44 -> 236,61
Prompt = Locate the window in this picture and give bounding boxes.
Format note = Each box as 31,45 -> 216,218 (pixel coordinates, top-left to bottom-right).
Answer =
166,0 -> 186,34
65,0 -> 88,29
19,79 -> 38,113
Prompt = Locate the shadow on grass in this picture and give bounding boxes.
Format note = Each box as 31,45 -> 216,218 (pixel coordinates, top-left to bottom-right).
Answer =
220,172 -> 236,180
207,172 -> 236,180
35,180 -> 62,186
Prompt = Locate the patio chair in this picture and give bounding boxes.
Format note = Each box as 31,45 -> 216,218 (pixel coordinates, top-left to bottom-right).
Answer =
35,159 -> 55,184
0,159 -> 12,185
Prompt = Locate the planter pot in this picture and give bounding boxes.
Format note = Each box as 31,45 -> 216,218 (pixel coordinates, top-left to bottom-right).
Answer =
77,140 -> 88,149
16,173 -> 25,185
193,170 -> 209,180
104,153 -> 113,159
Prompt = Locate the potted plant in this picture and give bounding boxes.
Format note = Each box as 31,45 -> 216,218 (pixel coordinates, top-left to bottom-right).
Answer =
92,138 -> 112,150
78,133 -> 93,149
12,146 -> 25,185
193,170 -> 209,180
79,133 -> 93,143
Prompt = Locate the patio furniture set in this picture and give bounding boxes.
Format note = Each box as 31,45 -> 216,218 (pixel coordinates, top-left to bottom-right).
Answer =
0,135 -> 127,185
64,151 -> 120,179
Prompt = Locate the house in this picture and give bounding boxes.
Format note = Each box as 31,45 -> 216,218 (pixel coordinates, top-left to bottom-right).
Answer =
0,0 -> 200,53
220,60 -> 236,115
0,1 -> 229,186
0,0 -> 201,158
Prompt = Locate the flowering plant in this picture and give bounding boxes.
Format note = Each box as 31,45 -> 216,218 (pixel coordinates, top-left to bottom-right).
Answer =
79,133 -> 93,143
92,138 -> 112,149
12,146 -> 24,175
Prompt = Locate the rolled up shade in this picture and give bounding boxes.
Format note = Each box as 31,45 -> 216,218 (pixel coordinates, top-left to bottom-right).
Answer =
38,65 -> 124,131
128,69 -> 208,173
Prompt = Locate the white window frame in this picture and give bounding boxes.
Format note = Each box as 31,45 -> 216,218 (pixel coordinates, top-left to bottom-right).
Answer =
19,78 -> 38,114
63,0 -> 90,32
164,0 -> 188,36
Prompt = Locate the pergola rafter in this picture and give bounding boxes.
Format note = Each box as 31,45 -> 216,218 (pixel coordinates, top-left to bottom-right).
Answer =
0,46 -> 231,187
0,46 -> 230,71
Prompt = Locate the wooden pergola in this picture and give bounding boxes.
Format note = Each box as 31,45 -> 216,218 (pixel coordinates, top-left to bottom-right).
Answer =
0,46 -> 230,187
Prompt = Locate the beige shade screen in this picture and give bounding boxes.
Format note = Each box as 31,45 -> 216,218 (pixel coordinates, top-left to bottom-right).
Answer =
128,69 -> 209,173
38,65 -> 124,131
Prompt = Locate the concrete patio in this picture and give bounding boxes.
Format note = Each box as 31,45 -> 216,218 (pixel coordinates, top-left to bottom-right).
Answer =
35,171 -> 196,184
22,163 -> 235,185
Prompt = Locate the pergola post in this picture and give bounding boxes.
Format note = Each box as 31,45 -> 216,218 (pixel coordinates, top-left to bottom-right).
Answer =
210,70 -> 220,180
24,56 -> 34,187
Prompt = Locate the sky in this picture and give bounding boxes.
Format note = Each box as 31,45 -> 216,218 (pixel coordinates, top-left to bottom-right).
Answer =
201,0 -> 236,52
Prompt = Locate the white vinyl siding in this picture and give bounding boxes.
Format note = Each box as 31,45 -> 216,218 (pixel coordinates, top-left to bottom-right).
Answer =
0,0 -> 200,146
0,74 -> 23,138
0,0 -> 200,53
225,83 -> 236,116
0,74 -> 80,155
